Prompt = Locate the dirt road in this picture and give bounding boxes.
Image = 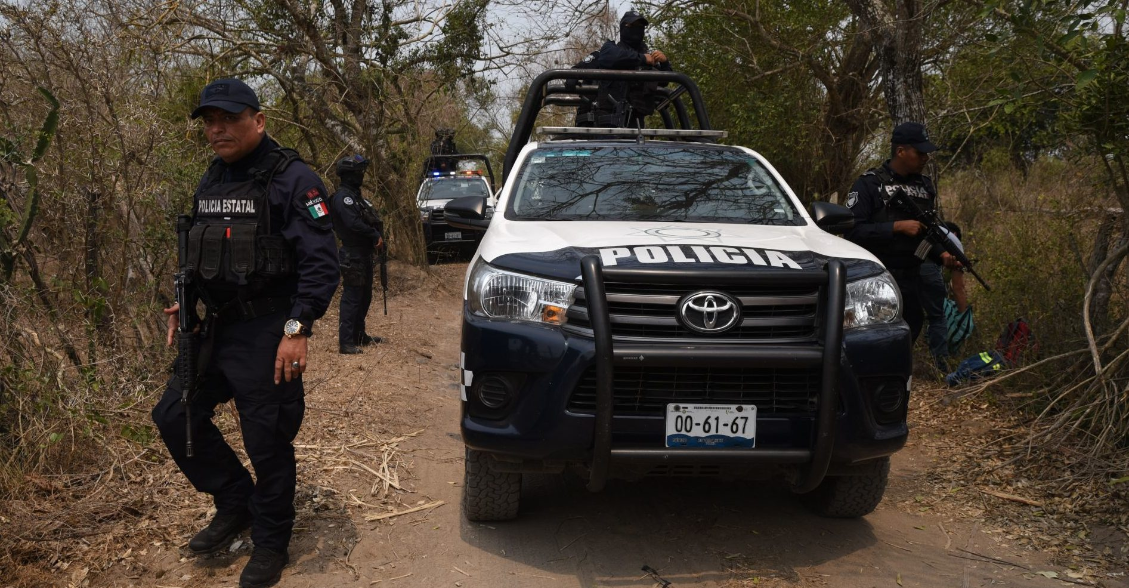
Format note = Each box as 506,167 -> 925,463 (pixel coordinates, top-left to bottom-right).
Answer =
94,261 -> 1123,588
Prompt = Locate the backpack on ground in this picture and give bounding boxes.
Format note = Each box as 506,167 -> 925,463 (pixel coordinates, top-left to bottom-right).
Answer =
945,318 -> 1036,387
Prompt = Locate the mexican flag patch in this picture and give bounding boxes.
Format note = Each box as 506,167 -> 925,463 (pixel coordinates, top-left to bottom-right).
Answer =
308,202 -> 328,218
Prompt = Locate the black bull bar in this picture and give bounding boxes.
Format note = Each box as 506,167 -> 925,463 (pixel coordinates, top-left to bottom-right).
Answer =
578,256 -> 847,494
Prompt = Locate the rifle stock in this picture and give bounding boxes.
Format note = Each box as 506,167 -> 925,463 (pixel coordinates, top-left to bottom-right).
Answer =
890,191 -> 991,291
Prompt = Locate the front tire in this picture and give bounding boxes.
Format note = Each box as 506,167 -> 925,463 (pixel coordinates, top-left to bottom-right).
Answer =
462,448 -> 521,521
801,457 -> 890,518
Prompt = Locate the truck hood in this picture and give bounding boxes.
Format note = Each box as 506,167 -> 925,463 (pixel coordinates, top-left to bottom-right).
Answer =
475,220 -> 886,282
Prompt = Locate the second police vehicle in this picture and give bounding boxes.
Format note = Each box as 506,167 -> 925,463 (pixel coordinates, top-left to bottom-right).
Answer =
444,70 -> 913,521
417,154 -> 496,258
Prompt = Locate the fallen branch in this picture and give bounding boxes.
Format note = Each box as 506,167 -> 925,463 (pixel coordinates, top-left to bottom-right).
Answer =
979,488 -> 1044,507
364,500 -> 445,522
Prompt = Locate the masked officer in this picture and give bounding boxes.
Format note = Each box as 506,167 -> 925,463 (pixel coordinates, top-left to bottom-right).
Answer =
152,78 -> 339,588
430,128 -> 458,156
846,122 -> 957,366
329,155 -> 384,354
572,11 -> 671,128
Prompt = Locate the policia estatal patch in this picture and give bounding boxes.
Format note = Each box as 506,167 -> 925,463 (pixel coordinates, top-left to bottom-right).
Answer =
297,186 -> 333,230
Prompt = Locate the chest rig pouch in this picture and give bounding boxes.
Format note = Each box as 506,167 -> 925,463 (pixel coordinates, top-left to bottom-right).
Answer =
866,166 -> 935,262
185,148 -> 300,291
866,166 -> 925,224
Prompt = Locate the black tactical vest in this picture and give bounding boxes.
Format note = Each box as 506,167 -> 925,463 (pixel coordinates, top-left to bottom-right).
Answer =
865,165 -> 935,265
184,148 -> 299,296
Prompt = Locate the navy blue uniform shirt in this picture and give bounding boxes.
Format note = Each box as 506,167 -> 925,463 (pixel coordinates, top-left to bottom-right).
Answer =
573,40 -> 673,103
845,160 -> 938,270
195,135 -> 340,326
328,184 -> 381,248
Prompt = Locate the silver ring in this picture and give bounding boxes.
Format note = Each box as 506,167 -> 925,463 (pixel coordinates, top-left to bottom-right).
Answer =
291,361 -> 300,370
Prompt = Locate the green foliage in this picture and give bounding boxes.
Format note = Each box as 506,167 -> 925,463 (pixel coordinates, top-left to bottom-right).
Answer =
120,424 -> 155,446
427,0 -> 489,82
660,0 -> 835,195
0,87 -> 59,283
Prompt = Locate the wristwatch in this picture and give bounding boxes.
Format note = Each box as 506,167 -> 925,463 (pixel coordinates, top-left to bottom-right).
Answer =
284,319 -> 310,338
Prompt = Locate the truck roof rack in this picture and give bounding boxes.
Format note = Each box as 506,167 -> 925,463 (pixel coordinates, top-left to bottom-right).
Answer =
536,126 -> 727,142
503,70 -> 715,181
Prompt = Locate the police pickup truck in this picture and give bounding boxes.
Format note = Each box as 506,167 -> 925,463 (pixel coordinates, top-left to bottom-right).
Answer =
443,70 -> 912,521
417,154 -> 496,258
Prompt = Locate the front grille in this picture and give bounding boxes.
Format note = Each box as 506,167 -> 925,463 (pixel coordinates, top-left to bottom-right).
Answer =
564,282 -> 821,342
567,366 -> 821,416
431,208 -> 445,222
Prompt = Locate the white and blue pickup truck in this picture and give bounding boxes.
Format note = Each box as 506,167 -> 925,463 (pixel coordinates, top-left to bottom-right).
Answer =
443,70 -> 912,522
416,154 -> 496,255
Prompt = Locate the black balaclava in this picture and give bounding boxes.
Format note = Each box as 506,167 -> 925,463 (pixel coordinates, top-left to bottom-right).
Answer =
336,154 -> 369,190
620,23 -> 645,50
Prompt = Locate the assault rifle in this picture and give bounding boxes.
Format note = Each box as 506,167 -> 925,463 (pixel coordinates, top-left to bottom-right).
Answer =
890,190 -> 991,291
174,215 -> 201,457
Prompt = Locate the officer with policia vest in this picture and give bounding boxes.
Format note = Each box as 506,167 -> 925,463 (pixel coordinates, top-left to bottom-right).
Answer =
328,154 -> 384,354
152,78 -> 339,588
846,122 -> 959,369
572,11 -> 671,128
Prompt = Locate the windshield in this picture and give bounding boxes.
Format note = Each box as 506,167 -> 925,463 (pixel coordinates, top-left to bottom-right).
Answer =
507,145 -> 802,224
418,177 -> 491,202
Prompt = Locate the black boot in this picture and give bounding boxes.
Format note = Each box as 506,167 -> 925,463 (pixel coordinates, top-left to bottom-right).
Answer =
339,344 -> 363,354
239,547 -> 289,588
359,333 -> 382,346
188,511 -> 251,555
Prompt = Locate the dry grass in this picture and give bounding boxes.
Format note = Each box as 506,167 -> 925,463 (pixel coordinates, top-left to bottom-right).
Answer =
0,260 -> 461,588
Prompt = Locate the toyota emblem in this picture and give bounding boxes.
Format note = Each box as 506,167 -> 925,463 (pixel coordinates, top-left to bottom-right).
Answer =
678,291 -> 742,334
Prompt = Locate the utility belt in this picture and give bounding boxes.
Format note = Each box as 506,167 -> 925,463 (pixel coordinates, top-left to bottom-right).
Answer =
338,248 -> 373,287
212,296 -> 293,325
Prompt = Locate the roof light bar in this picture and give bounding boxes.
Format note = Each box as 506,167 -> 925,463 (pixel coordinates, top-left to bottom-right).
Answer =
536,126 -> 727,141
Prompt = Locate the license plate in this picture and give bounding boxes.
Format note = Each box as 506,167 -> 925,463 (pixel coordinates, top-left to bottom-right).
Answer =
665,403 -> 756,448
444,231 -> 462,241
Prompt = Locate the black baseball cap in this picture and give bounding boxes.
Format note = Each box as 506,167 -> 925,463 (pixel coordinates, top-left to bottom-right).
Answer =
191,78 -> 261,119
621,11 -> 648,26
891,122 -> 938,153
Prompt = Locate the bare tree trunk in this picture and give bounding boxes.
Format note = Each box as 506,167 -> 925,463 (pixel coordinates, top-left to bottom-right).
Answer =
83,188 -> 112,362
21,248 -> 83,369
844,0 -> 928,125
820,35 -> 881,202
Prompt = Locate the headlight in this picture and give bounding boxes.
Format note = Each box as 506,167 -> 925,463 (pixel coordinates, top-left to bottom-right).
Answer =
468,260 -> 575,325
420,208 -> 430,221
843,272 -> 901,329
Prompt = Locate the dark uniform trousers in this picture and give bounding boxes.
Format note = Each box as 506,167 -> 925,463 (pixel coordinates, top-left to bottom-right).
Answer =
889,267 -> 925,343
338,246 -> 374,346
919,261 -> 949,365
152,312 -> 304,552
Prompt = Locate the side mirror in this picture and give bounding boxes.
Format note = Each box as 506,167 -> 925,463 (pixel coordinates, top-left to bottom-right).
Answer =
444,196 -> 492,231
810,201 -> 855,234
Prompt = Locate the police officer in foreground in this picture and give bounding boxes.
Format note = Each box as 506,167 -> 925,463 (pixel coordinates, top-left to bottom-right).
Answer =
328,155 -> 383,354
153,78 -> 338,588
846,122 -> 957,365
572,11 -> 671,128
